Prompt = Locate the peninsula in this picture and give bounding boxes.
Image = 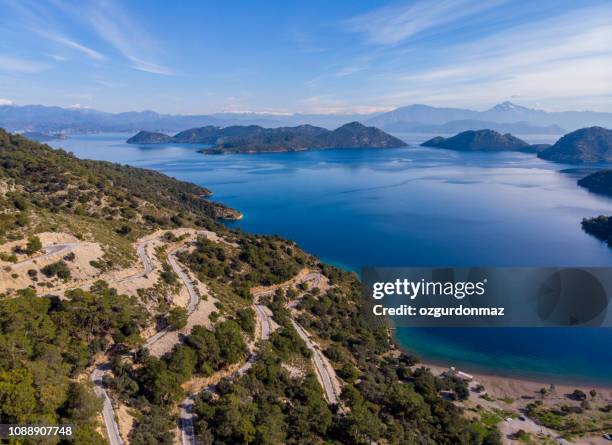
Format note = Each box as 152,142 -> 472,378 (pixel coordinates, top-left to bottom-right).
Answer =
127,122 -> 407,153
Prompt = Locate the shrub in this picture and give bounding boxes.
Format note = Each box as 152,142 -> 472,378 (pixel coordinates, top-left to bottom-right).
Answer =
0,252 -> 17,263
25,236 -> 42,255
166,307 -> 188,331
41,260 -> 71,280
116,225 -> 132,236
571,389 -> 587,401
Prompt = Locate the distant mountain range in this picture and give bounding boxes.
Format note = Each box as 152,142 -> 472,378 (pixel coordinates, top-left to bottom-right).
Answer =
0,104 -> 369,134
366,102 -> 612,133
2,101 -> 612,135
128,122 -> 406,153
380,119 -> 564,135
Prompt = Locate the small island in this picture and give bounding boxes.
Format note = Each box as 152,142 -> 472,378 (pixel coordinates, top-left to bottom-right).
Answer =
127,131 -> 172,144
127,122 -> 407,153
577,169 -> 612,196
421,129 -> 546,152
581,215 -> 612,246
538,126 -> 612,163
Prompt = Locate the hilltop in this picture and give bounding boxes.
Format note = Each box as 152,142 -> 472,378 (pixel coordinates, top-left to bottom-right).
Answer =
421,129 -> 542,152
127,122 -> 407,153
538,127 -> 612,164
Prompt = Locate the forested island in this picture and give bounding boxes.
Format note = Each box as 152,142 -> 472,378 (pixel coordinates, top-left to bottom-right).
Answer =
538,126 -> 612,163
127,122 -> 407,153
421,129 -> 548,152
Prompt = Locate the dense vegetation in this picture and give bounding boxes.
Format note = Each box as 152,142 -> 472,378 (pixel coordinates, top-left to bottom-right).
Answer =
179,234 -> 308,296
128,122 -> 407,153
0,283 -> 146,443
109,320 -> 248,407
0,128 -> 239,238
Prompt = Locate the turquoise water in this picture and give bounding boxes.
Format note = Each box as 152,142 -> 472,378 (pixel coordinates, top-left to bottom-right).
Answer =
50,133 -> 612,385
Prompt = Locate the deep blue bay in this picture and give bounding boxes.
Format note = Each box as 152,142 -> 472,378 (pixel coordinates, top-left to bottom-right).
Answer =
50,133 -> 612,385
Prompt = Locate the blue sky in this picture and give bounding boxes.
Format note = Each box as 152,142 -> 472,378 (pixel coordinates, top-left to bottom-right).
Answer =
1,0 -> 611,114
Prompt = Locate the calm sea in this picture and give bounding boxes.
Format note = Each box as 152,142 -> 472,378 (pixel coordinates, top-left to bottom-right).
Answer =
50,133 -> 612,385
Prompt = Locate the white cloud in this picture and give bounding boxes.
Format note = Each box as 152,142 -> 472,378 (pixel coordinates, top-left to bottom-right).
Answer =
87,3 -> 173,75
376,5 -> 612,109
0,98 -> 14,105
47,53 -> 67,61
0,55 -> 47,73
5,0 -> 170,75
127,56 -> 174,76
3,0 -> 105,62
37,30 -> 105,61
95,79 -> 125,88
346,0 -> 506,45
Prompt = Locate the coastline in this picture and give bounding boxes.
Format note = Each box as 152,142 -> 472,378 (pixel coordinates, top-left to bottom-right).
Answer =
392,326 -> 612,389
421,362 -> 612,401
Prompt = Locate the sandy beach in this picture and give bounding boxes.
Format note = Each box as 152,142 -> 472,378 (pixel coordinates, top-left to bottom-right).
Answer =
423,362 -> 612,403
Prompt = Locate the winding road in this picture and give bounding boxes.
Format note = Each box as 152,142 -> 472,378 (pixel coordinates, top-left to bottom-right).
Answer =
116,240 -> 155,283
290,319 -> 342,406
254,304 -> 274,340
168,249 -> 199,314
91,364 -> 124,445
143,247 -> 200,350
178,295 -> 276,445
11,242 -> 86,270
179,395 -> 197,445
91,236 -> 201,445
253,271 -> 342,407
89,248 -> 336,445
